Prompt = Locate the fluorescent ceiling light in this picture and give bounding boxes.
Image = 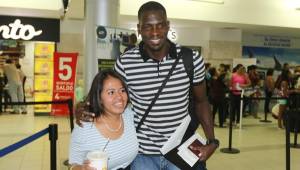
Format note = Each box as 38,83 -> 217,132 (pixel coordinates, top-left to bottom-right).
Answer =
186,0 -> 224,4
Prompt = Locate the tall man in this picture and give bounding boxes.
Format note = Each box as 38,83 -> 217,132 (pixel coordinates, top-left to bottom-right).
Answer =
77,1 -> 218,169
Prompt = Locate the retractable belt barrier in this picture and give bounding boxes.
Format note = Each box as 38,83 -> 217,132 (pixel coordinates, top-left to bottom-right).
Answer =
3,99 -> 74,131
0,99 -> 74,170
221,91 -> 300,170
0,124 -> 58,170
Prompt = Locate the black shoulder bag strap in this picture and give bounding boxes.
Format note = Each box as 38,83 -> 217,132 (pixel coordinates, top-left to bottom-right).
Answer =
181,47 -> 199,138
136,56 -> 181,132
181,47 -> 194,83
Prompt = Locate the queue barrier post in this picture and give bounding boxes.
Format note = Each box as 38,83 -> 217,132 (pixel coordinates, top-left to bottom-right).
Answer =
220,94 -> 240,154
63,99 -> 74,167
0,123 -> 58,170
285,112 -> 291,170
49,124 -> 58,170
285,93 -> 300,149
67,99 -> 74,131
260,109 -> 272,123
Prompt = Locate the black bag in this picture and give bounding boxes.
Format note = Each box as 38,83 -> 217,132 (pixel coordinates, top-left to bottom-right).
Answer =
163,47 -> 205,170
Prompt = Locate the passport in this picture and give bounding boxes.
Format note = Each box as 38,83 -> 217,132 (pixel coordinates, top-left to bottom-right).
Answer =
188,139 -> 204,156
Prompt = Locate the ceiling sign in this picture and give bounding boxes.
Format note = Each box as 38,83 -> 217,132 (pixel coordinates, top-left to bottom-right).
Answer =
0,15 -> 60,42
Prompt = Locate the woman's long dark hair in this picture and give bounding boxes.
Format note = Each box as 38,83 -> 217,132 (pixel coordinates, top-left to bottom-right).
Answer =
84,69 -> 128,118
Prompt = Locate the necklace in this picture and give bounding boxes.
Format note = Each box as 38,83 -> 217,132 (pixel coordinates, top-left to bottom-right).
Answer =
102,115 -> 123,132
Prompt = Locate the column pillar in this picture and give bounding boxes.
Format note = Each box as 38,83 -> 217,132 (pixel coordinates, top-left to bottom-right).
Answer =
84,0 -> 118,93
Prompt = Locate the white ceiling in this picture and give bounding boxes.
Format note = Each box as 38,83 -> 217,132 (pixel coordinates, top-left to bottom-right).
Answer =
118,14 -> 300,38
0,0 -> 300,38
119,0 -> 300,38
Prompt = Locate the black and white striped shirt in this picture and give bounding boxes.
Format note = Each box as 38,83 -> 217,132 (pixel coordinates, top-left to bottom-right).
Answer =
114,41 -> 205,154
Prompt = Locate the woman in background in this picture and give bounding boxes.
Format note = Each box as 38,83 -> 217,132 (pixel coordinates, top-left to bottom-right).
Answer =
275,70 -> 292,129
264,69 -> 275,115
230,65 -> 251,125
209,67 -> 226,127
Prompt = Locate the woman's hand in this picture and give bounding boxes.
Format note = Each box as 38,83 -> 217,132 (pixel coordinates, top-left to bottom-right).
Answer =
81,160 -> 96,170
70,161 -> 96,170
75,101 -> 95,127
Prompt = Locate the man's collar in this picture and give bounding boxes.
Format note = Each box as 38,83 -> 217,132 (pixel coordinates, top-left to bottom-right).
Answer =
139,39 -> 178,62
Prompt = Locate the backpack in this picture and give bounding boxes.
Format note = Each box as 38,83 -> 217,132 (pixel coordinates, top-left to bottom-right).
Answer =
180,47 -> 200,139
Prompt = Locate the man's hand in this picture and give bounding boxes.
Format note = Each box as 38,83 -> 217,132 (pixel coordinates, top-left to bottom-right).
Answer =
75,101 -> 95,127
189,144 -> 217,161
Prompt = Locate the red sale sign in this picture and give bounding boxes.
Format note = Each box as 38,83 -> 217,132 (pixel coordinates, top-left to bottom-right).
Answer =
51,52 -> 78,116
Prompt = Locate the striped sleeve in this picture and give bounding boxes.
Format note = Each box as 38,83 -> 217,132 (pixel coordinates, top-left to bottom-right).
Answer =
192,49 -> 206,85
114,56 -> 127,83
68,125 -> 87,165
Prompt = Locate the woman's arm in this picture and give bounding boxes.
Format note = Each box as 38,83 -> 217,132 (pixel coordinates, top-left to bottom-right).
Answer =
70,161 -> 94,170
69,126 -> 89,168
240,74 -> 251,88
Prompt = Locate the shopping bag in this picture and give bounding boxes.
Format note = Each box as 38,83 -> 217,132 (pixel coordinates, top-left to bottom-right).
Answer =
271,103 -> 280,119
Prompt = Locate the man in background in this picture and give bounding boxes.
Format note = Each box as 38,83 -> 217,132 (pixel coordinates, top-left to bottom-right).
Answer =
3,59 -> 26,114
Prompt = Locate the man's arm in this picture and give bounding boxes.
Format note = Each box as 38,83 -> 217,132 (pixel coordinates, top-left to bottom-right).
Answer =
193,80 -> 214,140
192,80 -> 217,161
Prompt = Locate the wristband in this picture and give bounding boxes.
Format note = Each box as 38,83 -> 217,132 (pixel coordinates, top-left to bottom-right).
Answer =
206,138 -> 220,148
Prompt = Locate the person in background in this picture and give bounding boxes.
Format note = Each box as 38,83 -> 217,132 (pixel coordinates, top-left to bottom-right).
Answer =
264,69 -> 275,115
218,64 -> 231,121
275,62 -> 291,89
15,63 -> 26,103
275,70 -> 292,129
208,67 -> 226,127
3,59 -> 26,114
205,62 -> 212,103
230,64 -> 251,125
123,33 -> 137,53
248,65 -> 261,119
283,63 -> 290,72
76,1 -> 218,170
232,64 -> 242,73
75,79 -> 84,104
0,71 -> 4,113
69,69 -> 138,170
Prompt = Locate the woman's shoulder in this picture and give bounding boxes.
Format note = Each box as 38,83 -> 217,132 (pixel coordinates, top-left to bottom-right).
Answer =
123,105 -> 135,117
72,122 -> 95,134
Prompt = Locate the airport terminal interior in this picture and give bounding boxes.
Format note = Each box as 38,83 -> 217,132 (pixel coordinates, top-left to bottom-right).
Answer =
1,0 -> 300,170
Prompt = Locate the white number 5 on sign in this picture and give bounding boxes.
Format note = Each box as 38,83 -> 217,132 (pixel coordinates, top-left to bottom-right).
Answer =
58,57 -> 72,81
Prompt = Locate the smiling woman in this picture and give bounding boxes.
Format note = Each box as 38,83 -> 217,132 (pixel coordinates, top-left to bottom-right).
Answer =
69,69 -> 138,170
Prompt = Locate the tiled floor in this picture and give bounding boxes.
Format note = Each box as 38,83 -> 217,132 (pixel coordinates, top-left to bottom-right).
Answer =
0,107 -> 299,170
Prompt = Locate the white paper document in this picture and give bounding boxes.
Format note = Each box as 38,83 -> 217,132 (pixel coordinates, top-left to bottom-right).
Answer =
160,114 -> 191,155
177,133 -> 206,167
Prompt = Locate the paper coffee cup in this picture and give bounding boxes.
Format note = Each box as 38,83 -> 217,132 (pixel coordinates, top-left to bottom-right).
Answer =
86,150 -> 108,170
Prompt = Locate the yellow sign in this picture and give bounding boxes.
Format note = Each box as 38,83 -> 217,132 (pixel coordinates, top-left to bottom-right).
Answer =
34,42 -> 54,114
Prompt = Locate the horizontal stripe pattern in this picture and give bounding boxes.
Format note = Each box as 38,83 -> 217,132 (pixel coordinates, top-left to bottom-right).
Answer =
69,107 -> 138,170
114,44 -> 205,154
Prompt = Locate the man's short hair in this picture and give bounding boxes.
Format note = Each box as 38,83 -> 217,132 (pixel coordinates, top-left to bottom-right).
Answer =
138,1 -> 167,20
130,33 -> 137,44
